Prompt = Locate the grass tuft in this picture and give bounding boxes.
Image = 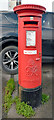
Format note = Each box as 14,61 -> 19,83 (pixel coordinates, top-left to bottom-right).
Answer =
42,94 -> 50,104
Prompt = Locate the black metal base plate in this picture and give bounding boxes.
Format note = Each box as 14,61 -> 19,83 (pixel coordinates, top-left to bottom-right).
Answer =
21,86 -> 42,108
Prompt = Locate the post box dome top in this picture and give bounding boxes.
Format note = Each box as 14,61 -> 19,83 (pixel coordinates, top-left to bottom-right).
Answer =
13,4 -> 46,14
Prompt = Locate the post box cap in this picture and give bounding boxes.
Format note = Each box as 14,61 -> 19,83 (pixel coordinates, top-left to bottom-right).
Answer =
13,4 -> 46,14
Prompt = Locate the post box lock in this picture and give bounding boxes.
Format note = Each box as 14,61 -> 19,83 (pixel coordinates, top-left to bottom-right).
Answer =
39,52 -> 41,56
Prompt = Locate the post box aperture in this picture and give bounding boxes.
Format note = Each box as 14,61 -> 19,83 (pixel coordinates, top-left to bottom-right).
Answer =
14,4 -> 46,107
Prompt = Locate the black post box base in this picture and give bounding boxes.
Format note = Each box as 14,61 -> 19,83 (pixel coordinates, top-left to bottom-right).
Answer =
18,85 -> 42,108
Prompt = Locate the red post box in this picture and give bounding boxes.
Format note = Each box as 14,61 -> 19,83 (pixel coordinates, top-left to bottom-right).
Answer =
14,4 -> 46,107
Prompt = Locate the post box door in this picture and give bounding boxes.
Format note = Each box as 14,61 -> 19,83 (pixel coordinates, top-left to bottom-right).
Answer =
18,17 -> 42,89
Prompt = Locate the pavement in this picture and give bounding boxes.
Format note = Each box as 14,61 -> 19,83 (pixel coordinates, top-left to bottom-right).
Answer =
1,63 -> 53,118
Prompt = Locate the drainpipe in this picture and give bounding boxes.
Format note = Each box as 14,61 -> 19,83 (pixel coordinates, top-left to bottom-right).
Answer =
16,0 -> 21,5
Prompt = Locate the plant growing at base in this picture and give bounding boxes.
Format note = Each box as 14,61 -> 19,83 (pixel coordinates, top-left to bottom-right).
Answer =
3,78 -> 50,118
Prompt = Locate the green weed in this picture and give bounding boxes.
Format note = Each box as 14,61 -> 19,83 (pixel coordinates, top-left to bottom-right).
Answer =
42,94 -> 50,104
3,78 -> 49,118
3,78 -> 15,113
3,78 -> 35,118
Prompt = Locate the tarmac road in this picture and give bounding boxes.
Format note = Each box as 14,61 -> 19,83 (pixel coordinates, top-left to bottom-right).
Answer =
1,62 -> 53,118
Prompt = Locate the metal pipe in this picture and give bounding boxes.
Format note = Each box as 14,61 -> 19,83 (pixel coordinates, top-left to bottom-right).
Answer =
16,0 -> 21,5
